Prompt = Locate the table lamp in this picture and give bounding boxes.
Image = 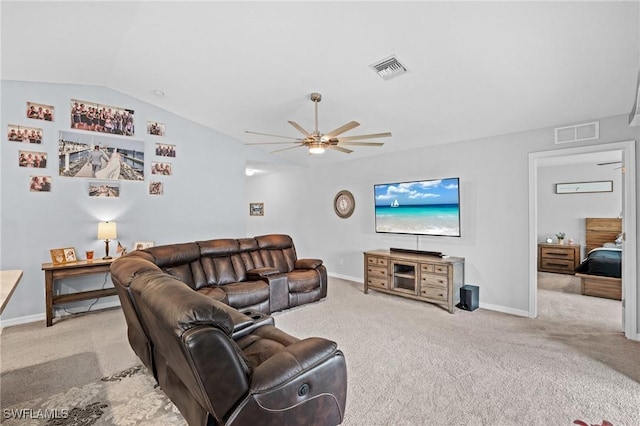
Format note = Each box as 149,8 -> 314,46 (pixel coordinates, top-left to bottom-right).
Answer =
97,221 -> 117,259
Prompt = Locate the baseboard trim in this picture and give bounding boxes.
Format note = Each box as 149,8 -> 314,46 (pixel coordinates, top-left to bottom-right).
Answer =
327,272 -> 361,283
0,300 -> 121,330
477,302 -> 530,318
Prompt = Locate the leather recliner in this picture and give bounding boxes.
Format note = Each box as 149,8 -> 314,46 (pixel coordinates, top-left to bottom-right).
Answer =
131,271 -> 347,426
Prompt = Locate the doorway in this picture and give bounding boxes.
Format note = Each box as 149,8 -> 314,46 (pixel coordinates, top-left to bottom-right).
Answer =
528,141 -> 637,340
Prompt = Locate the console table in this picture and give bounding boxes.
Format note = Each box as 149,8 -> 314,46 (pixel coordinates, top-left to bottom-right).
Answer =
364,250 -> 465,313
42,259 -> 116,326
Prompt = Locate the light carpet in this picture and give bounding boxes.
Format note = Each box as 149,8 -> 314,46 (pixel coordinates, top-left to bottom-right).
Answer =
1,275 -> 638,425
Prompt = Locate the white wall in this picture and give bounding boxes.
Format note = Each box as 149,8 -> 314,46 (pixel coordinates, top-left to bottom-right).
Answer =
538,162 -> 622,257
246,114 -> 639,321
0,80 -> 248,325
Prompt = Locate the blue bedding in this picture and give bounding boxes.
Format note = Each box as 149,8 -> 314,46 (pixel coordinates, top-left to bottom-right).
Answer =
575,248 -> 621,278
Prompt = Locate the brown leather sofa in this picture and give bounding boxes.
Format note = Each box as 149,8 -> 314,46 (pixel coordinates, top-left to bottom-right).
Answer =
111,234 -> 328,376
110,234 -> 344,425
130,269 -> 347,425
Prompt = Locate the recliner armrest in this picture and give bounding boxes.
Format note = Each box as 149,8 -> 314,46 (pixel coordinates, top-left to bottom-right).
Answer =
250,337 -> 338,392
294,258 -> 323,270
247,267 -> 280,278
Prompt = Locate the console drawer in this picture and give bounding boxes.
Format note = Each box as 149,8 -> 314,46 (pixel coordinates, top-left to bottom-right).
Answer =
421,274 -> 448,288
367,256 -> 388,267
367,277 -> 387,290
420,285 -> 448,301
367,265 -> 387,279
420,263 -> 435,273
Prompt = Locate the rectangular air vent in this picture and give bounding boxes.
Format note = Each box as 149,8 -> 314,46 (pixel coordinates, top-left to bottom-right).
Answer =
554,121 -> 599,144
370,55 -> 408,80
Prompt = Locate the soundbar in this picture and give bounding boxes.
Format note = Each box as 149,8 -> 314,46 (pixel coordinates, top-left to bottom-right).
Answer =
389,247 -> 443,257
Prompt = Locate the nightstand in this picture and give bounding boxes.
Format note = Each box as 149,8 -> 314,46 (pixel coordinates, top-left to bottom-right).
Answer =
537,243 -> 581,274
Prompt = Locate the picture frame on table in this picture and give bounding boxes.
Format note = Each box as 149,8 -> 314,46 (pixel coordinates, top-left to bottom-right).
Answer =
50,247 -> 77,264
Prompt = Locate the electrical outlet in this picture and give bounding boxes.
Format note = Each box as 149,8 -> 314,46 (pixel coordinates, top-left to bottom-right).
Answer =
339,258 -> 344,265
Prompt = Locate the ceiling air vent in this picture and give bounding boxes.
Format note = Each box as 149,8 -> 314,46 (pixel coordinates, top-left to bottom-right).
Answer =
554,121 -> 599,144
370,55 -> 408,80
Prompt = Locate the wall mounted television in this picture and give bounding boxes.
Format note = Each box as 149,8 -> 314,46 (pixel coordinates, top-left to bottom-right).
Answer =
374,177 -> 461,237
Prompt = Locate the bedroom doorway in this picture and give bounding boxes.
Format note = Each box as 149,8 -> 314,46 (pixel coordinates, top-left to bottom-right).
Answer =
528,141 -> 637,340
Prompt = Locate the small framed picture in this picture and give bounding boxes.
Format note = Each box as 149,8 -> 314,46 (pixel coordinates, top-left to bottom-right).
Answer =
8,124 -> 42,143
149,181 -> 163,195
30,175 -> 52,192
151,161 -> 172,175
155,143 -> 175,157
133,241 -> 154,251
89,181 -> 120,197
50,247 -> 76,264
250,202 -> 264,216
147,121 -> 165,136
26,102 -> 54,121
19,150 -> 48,168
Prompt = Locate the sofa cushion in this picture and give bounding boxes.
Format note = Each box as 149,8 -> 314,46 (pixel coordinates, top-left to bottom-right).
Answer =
287,269 -> 320,293
196,286 -> 228,304
144,243 -> 202,289
255,234 -> 296,273
234,325 -> 299,370
199,239 -> 249,286
221,280 -> 270,309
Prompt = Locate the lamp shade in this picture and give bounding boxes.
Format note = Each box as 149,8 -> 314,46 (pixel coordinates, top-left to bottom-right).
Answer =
97,221 -> 117,240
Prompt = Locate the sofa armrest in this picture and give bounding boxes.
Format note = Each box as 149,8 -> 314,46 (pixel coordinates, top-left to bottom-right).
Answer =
250,337 -> 338,392
247,267 -> 280,278
294,258 -> 323,270
214,302 -> 257,336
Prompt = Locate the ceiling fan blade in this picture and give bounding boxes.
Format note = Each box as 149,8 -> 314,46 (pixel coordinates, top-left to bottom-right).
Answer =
270,144 -> 305,153
245,130 -> 301,140
334,132 -> 392,142
328,145 -> 353,154
325,121 -> 360,138
288,121 -> 311,137
597,161 -> 622,165
337,141 -> 385,147
245,141 -> 301,145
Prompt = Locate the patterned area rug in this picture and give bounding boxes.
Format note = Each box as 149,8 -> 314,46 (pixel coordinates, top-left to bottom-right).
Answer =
1,366 -> 186,425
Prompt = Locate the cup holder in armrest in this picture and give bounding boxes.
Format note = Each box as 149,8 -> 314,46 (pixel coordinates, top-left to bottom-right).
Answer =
232,310 -> 275,339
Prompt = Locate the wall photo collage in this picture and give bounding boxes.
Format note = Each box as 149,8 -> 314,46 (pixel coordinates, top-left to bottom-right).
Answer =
8,98 -> 176,196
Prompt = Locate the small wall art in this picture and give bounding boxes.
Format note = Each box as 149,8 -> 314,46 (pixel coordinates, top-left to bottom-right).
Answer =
71,99 -> 135,136
30,175 -> 51,192
155,143 -> 175,157
149,181 -> 163,195
19,150 -> 47,168
250,202 -> 264,216
8,124 -> 42,143
555,181 -> 613,194
89,181 -> 120,197
26,102 -> 54,121
147,121 -> 165,136
151,161 -> 172,175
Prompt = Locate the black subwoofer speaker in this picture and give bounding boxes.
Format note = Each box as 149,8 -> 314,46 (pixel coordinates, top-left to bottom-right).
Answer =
457,285 -> 479,311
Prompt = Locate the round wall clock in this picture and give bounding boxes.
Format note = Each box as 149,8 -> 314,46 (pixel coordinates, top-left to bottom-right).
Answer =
334,190 -> 355,219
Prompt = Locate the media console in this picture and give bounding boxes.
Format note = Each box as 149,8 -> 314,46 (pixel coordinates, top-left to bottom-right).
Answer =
364,249 -> 465,313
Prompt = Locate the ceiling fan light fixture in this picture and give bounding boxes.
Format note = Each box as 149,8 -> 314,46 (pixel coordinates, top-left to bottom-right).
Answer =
308,144 -> 325,154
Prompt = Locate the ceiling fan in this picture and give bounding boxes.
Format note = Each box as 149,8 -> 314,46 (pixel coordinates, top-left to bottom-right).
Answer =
245,92 -> 391,154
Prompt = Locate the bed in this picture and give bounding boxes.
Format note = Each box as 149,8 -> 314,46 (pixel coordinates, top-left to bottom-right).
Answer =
574,217 -> 622,300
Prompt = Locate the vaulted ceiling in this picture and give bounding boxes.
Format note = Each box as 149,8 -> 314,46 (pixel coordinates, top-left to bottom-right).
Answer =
2,1 -> 639,170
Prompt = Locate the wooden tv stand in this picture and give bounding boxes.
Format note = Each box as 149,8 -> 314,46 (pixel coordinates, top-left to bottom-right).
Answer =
364,250 -> 465,313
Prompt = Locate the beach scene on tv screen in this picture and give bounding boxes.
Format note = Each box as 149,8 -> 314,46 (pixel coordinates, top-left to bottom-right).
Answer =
375,178 -> 460,236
